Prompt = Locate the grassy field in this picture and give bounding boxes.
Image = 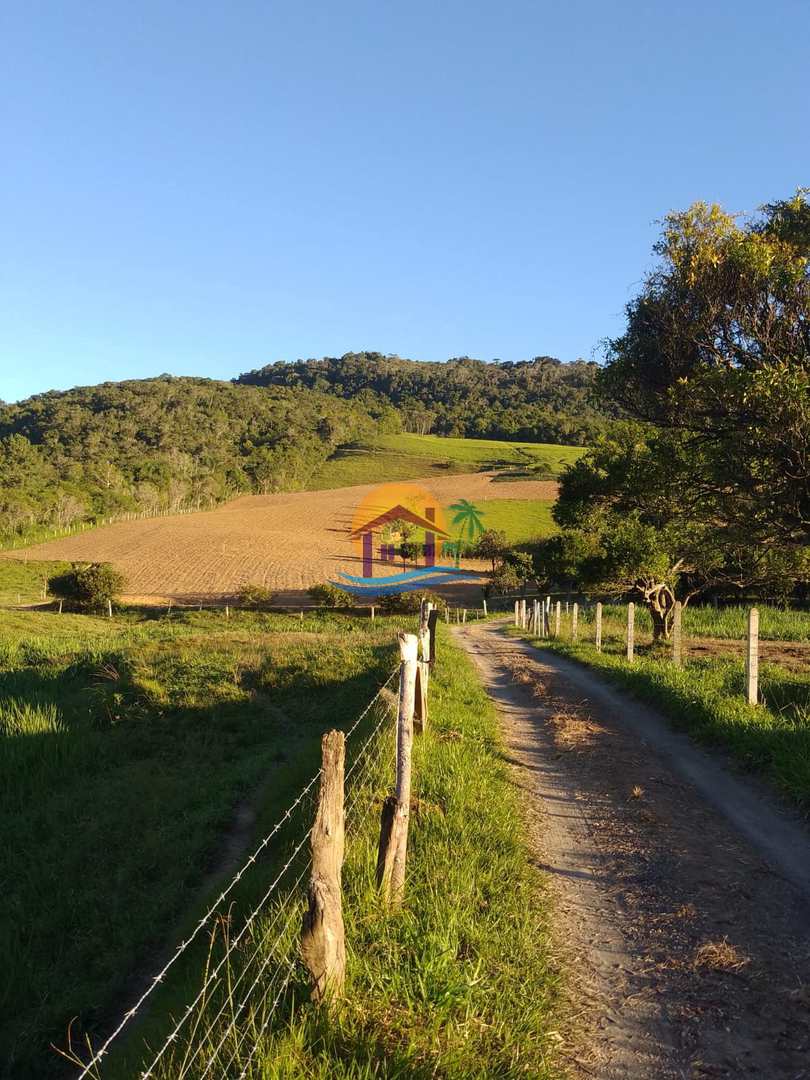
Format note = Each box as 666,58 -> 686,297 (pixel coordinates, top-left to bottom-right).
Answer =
3,598 -> 559,1078
141,622 -> 559,1079
311,432 -> 583,489
475,499 -> 558,544
511,621 -> 810,809
0,558 -> 72,606
0,605 -> 398,1078
569,602 -> 810,644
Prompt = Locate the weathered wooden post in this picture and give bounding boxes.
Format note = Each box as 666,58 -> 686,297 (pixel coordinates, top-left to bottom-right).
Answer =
58,599 -> 63,615
445,606 -> 450,624
301,729 -> 345,1003
595,602 -> 602,652
565,600 -> 569,615
672,601 -> 683,667
377,633 -> 418,906
483,598 -> 488,618
462,608 -> 467,624
572,602 -> 578,642
514,600 -> 519,626
370,605 -> 375,622
554,601 -> 561,637
626,602 -> 635,662
746,608 -> 759,706
107,599 -> 113,619
521,598 -> 528,628
415,605 -> 431,734
225,604 -> 230,619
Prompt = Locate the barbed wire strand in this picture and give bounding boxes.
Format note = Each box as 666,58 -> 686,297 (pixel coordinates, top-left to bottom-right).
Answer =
174,857 -> 313,1079
76,667 -> 398,1079
234,958 -> 300,1080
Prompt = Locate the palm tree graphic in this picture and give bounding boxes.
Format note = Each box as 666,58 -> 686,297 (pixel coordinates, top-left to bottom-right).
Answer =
448,499 -> 486,567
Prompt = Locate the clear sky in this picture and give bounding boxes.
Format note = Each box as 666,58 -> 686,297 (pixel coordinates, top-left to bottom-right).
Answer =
2,0 -> 807,402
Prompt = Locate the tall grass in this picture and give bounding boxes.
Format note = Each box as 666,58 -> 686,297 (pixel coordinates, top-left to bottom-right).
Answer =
571,602 -> 810,643
141,626 -> 560,1079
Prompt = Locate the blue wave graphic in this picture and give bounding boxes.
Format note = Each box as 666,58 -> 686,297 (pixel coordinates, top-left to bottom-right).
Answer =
335,564 -> 470,587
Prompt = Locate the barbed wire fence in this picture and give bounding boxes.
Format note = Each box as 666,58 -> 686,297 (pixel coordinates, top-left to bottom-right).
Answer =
65,665 -> 400,1080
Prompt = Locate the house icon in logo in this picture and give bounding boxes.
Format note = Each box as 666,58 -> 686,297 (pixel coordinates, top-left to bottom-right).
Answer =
348,503 -> 451,579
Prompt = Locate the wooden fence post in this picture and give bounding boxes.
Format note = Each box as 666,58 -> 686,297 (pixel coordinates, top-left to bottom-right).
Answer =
572,602 -> 578,642
626,602 -> 635,662
746,608 -> 759,706
415,606 -> 430,734
462,609 -> 467,624
483,598 -> 487,618
514,600 -> 519,627
377,633 -> 418,906
301,730 -> 345,1003
554,601 -> 561,637
107,599 -> 113,618
371,605 -> 375,621
595,602 -> 602,652
445,606 -> 450,624
672,601 -> 683,667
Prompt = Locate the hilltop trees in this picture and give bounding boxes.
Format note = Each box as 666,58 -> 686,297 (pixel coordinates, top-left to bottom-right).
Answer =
237,352 -> 612,445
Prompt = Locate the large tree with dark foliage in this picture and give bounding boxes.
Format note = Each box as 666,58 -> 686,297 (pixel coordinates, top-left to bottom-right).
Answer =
237,353 -> 611,445
600,190 -> 810,546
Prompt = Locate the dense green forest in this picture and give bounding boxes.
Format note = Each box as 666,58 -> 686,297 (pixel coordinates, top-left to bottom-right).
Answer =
0,355 -> 608,546
237,352 -> 610,443
0,377 -> 396,543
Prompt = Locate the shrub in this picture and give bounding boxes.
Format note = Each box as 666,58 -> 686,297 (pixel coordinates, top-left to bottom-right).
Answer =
47,563 -> 126,612
308,582 -> 352,608
374,591 -> 445,615
237,583 -> 274,609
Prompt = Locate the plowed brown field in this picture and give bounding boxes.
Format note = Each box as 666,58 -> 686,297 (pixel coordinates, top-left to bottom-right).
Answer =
2,473 -> 557,604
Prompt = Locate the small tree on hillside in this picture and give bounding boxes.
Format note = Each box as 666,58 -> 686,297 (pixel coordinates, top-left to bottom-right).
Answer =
48,563 -> 126,613
474,529 -> 509,573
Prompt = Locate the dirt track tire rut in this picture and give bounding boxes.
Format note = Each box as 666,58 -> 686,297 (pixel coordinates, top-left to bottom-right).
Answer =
455,621 -> 810,1080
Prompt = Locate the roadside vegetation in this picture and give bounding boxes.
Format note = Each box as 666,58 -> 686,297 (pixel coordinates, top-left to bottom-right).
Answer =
576,602 -> 810,644
513,619 -> 810,808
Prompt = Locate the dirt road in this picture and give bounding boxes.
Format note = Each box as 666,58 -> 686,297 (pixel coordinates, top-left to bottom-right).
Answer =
456,621 -> 810,1079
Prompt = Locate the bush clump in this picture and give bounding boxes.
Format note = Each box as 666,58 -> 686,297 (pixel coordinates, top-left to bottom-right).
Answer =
374,591 -> 445,615
307,582 -> 353,608
47,563 -> 126,612
237,583 -> 274,610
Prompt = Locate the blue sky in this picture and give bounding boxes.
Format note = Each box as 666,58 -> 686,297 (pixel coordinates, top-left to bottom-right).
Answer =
2,0 -> 807,402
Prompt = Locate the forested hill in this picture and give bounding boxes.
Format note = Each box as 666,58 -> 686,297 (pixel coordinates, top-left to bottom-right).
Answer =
236,352 -> 610,444
0,376 -> 394,541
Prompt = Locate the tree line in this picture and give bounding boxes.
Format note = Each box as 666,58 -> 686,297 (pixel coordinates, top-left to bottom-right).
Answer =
236,352 -> 612,444
0,377 -> 394,543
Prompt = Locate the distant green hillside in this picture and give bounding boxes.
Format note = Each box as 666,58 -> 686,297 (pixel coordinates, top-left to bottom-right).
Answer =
238,351 -> 613,445
312,433 -> 582,488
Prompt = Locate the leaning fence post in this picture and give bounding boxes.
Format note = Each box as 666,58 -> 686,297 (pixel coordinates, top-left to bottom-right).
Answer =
626,602 -> 635,662
377,633 -> 418,906
462,608 -> 467,624
301,729 -> 345,1003
572,602 -> 578,642
746,608 -> 759,706
554,600 -> 561,637
595,602 -> 602,652
672,601 -> 683,667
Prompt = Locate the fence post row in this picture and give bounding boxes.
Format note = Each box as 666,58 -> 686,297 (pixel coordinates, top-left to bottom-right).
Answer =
746,607 -> 759,706
301,730 -> 346,1003
626,602 -> 635,662
377,632 -> 418,906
